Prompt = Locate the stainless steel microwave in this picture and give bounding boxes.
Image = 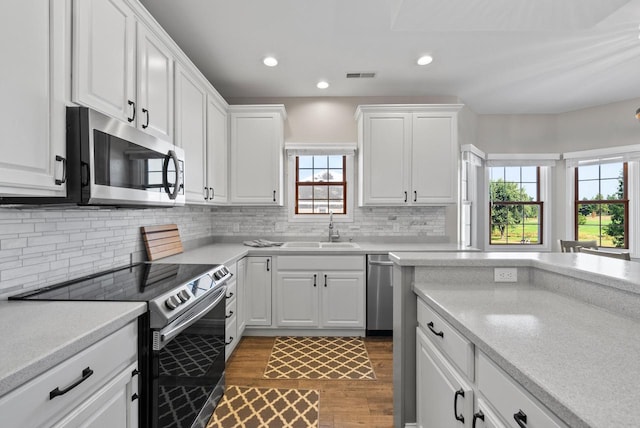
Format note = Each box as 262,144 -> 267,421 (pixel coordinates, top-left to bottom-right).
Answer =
1,107 -> 185,207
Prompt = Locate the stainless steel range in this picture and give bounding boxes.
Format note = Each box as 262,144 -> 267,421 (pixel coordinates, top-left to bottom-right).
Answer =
11,262 -> 232,428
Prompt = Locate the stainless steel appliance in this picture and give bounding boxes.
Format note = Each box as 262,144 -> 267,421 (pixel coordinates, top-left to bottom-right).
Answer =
366,254 -> 394,335
1,107 -> 185,207
11,262 -> 231,428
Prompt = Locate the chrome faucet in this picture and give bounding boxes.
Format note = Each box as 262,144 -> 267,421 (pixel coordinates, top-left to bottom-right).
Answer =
328,211 -> 340,242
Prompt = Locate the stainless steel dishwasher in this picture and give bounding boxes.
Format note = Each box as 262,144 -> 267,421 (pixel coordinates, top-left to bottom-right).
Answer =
367,254 -> 394,335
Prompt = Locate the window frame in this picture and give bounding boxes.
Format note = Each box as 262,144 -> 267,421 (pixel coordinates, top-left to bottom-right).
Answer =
286,152 -> 355,223
294,155 -> 347,215
573,162 -> 629,249
488,166 -> 544,246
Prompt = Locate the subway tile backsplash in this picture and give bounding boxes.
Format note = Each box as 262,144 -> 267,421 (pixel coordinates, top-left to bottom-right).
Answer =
0,204 -> 445,298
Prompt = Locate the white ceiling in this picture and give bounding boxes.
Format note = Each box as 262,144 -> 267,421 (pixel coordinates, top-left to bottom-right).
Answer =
140,0 -> 640,114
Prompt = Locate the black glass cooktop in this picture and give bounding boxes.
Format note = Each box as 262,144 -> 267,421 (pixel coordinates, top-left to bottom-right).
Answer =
9,263 -> 218,302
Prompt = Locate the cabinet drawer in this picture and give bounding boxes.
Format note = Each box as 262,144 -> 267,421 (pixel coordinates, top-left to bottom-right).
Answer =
226,277 -> 237,302
0,321 -> 137,428
226,295 -> 237,319
417,298 -> 474,379
278,255 -> 364,270
477,352 -> 567,428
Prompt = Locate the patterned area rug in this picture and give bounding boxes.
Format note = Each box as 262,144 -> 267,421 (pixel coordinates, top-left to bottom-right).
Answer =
207,386 -> 319,428
263,336 -> 376,380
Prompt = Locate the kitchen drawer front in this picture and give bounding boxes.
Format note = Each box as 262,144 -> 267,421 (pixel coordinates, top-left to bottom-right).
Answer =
0,320 -> 137,428
477,352 -> 567,428
226,276 -> 237,303
277,255 -> 364,271
226,294 -> 237,320
225,315 -> 238,359
417,297 -> 474,380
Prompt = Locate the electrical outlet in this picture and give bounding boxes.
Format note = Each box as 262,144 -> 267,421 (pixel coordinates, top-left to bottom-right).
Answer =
232,223 -> 240,233
494,268 -> 517,282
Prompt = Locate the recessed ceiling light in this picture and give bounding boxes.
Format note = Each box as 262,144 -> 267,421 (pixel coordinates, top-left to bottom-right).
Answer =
417,55 -> 433,66
317,81 -> 329,89
263,56 -> 278,67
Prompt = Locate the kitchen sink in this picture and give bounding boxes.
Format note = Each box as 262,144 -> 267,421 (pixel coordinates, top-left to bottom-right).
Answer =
281,242 -> 321,248
320,242 -> 360,248
281,241 -> 360,249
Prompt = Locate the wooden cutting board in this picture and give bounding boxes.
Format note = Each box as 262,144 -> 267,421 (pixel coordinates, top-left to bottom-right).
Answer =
140,224 -> 184,261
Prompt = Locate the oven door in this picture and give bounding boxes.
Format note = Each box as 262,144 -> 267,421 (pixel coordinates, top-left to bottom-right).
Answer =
150,286 -> 226,428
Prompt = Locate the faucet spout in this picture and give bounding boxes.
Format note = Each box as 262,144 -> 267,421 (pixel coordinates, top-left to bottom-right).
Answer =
328,210 -> 339,242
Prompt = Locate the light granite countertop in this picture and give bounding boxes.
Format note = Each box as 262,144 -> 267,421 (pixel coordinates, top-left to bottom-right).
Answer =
390,251 -> 640,294
158,241 -> 476,266
0,300 -> 146,398
401,252 -> 640,428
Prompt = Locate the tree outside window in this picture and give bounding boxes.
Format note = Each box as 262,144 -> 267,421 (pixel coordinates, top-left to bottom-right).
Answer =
575,162 -> 628,248
489,166 -> 542,245
295,155 -> 346,214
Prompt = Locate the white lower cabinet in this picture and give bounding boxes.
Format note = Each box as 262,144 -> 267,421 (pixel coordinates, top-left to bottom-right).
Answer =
51,361 -> 138,428
0,320 -> 139,428
225,263 -> 239,360
244,256 -> 273,326
476,352 -> 567,428
473,398 -> 506,428
416,326 -> 473,428
416,297 -> 568,428
275,256 -> 365,330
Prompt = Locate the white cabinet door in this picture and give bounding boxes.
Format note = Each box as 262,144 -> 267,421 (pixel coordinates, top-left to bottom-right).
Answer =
51,362 -> 138,428
206,97 -> 229,204
360,113 -> 411,205
244,257 -> 272,326
474,398 -> 507,428
236,258 -> 247,334
175,65 -> 207,202
357,105 -> 460,207
276,271 -> 319,327
72,0 -> 136,124
137,24 -> 174,142
320,271 -> 365,328
0,0 -> 67,197
416,327 -> 473,428
230,107 -> 285,205
412,114 -> 456,204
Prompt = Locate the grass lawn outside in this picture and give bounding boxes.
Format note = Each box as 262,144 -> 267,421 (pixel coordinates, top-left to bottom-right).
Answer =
490,215 -> 620,247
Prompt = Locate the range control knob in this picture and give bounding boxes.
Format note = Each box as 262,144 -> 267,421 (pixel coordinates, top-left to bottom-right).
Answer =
177,290 -> 190,302
214,270 -> 223,280
164,295 -> 181,310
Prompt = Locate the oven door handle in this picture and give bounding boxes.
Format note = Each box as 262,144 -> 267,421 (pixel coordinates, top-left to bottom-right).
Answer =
159,287 -> 226,346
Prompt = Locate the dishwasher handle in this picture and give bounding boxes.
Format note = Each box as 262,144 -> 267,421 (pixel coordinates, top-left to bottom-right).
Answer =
368,260 -> 395,266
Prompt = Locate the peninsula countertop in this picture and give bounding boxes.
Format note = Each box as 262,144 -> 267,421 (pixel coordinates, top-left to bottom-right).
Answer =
0,300 -> 146,398
398,252 -> 640,428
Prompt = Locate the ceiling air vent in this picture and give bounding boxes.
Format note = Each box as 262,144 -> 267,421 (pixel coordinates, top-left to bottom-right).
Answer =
346,72 -> 376,79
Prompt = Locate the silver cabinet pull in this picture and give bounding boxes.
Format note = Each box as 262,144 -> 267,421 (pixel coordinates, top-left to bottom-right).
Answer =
55,155 -> 66,185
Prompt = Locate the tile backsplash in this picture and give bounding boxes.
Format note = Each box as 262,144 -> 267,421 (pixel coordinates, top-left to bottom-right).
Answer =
0,204 -> 445,298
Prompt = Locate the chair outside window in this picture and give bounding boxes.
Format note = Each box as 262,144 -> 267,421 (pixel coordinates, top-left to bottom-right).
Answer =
558,240 -> 598,253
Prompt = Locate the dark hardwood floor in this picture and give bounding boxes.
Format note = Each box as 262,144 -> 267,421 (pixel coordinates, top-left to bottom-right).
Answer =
224,336 -> 394,428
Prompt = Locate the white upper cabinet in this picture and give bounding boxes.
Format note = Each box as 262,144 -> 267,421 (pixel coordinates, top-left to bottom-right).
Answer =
175,64 -> 229,205
356,105 -> 462,206
0,0 -> 68,197
206,95 -> 229,204
136,23 -> 173,142
73,0 -> 135,124
73,0 -> 174,142
175,64 -> 207,202
229,106 -> 286,205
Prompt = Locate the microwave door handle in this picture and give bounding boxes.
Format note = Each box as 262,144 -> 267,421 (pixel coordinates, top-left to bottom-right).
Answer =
162,150 -> 181,200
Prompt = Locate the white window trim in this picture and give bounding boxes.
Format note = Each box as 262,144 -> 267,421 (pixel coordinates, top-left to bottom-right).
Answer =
484,162 -> 555,252
286,151 -> 355,223
563,153 -> 638,257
